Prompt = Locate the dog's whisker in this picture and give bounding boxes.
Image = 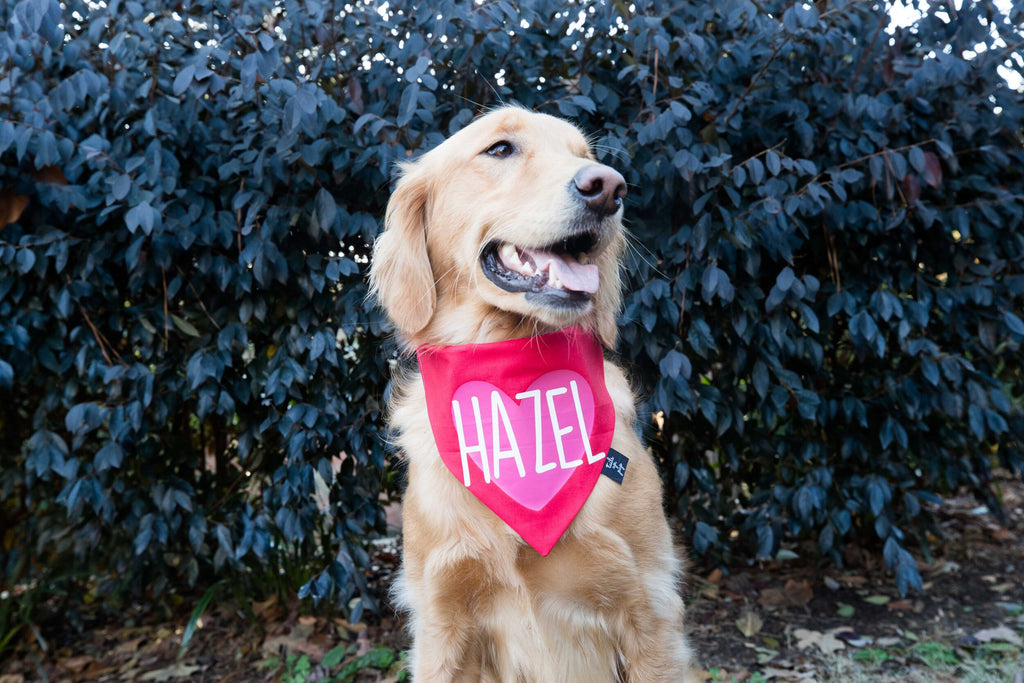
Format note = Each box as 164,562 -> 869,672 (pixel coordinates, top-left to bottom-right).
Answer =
591,143 -> 631,165
622,227 -> 669,281
432,263 -> 459,289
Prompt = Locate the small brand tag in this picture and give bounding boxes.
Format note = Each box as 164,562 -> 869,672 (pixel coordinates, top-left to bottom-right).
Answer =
601,448 -> 628,484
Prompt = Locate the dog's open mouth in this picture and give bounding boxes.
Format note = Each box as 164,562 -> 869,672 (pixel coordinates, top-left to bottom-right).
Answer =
481,231 -> 600,308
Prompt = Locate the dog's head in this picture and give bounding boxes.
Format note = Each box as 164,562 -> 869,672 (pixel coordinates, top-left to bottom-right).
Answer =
369,106 -> 626,349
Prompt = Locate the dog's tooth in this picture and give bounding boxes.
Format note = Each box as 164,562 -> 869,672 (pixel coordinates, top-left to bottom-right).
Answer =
499,243 -> 516,263
500,243 -> 525,272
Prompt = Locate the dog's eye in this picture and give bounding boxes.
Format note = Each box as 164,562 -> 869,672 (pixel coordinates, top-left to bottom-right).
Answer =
484,141 -> 515,158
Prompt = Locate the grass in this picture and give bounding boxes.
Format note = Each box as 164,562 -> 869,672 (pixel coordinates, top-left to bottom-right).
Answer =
708,638 -> 1022,683
820,639 -> 1022,683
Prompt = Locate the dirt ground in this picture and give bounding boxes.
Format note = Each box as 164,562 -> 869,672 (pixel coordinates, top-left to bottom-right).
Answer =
683,471 -> 1024,681
2,474 -> 1022,682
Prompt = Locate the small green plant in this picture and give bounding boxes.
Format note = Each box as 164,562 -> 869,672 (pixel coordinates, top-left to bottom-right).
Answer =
178,581 -> 224,658
335,646 -> 402,682
263,653 -> 314,683
851,647 -> 891,666
908,641 -> 960,668
263,645 -> 406,682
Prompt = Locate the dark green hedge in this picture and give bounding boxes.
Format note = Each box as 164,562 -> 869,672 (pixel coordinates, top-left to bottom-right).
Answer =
2,0 -> 1022,632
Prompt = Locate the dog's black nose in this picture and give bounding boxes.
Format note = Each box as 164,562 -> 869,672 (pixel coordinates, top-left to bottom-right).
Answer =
573,165 -> 627,216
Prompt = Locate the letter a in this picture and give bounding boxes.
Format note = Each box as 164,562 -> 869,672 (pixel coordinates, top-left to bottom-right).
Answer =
490,391 -> 526,479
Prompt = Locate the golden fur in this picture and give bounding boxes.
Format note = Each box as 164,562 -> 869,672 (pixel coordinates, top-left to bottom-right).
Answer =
370,106 -> 696,682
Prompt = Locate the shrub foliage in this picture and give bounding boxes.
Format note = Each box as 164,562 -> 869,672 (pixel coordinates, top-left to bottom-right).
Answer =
2,0 -> 1022,628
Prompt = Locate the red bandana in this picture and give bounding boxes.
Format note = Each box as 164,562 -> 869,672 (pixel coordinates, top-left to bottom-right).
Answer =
416,327 -> 615,555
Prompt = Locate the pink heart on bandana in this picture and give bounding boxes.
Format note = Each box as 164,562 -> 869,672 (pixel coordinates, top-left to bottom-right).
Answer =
450,370 -> 598,511
417,328 -> 615,556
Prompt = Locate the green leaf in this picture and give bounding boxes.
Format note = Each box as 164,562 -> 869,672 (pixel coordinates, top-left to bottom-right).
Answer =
173,64 -> 195,96
179,581 -> 224,657
112,174 -> 132,200
396,83 -> 420,127
321,645 -> 347,668
171,314 -> 201,337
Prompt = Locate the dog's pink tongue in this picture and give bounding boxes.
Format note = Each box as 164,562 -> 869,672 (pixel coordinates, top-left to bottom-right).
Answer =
523,248 -> 600,294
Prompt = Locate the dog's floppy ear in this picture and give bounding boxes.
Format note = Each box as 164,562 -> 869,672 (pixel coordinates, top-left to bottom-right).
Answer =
369,162 -> 436,338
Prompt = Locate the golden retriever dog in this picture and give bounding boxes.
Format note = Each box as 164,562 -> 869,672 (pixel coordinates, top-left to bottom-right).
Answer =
369,106 -> 696,682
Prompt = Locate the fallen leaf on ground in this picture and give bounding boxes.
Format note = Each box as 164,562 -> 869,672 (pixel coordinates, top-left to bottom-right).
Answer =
759,588 -> 788,607
736,611 -> 763,638
114,637 -> 146,655
863,594 -> 890,606
139,663 -> 202,681
262,633 -> 326,659
793,628 -> 845,655
784,579 -> 814,607
973,626 -> 1023,646
58,655 -> 95,674
758,579 -> 814,608
261,618 -> 327,659
252,595 -> 282,620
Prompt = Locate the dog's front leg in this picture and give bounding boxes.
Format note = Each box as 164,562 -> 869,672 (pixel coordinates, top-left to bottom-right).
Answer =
617,597 -> 697,683
398,551 -> 492,682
